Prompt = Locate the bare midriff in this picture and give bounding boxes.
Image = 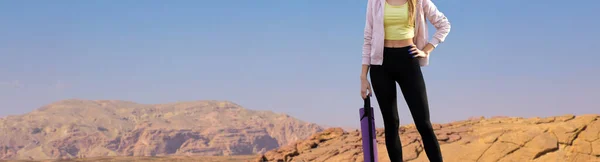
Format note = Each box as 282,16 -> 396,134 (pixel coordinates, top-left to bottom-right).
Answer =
384,39 -> 414,48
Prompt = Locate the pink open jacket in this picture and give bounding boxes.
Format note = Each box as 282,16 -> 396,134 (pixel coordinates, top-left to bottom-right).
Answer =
362,0 -> 451,66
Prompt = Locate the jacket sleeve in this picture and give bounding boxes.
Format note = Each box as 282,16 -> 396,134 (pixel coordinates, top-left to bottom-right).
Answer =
362,0 -> 374,65
423,0 -> 450,48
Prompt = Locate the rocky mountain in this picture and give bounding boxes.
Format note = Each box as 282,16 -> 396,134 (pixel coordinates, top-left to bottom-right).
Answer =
257,114 -> 600,162
0,99 -> 323,160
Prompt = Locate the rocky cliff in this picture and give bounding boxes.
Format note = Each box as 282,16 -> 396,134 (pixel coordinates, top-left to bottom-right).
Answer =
0,99 -> 323,160
258,114 -> 600,162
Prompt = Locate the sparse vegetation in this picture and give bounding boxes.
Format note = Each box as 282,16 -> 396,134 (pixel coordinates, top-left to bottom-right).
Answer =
31,128 -> 42,134
97,126 -> 108,132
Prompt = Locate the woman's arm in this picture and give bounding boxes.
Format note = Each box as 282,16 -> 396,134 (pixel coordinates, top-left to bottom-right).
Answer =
362,0 -> 374,66
423,0 -> 451,50
361,65 -> 370,79
421,43 -> 435,55
361,0 -> 374,78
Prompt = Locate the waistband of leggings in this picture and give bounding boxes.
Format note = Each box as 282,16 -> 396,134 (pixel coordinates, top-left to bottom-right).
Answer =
384,45 -> 413,51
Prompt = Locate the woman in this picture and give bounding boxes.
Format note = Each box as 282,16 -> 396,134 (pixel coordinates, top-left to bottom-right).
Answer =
360,0 -> 450,161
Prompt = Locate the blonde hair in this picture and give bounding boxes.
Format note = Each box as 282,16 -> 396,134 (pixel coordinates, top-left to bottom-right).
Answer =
407,0 -> 416,27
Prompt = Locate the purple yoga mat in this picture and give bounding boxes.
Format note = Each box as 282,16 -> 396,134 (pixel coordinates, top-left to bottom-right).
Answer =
359,96 -> 378,162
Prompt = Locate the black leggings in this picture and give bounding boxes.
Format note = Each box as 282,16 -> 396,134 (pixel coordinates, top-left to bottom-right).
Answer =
369,46 -> 443,162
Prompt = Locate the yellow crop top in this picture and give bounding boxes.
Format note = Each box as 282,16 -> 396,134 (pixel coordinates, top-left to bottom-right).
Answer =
384,1 -> 414,40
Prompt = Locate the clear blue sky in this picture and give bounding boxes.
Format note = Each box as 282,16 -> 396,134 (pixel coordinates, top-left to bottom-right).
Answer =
1,0 -> 598,128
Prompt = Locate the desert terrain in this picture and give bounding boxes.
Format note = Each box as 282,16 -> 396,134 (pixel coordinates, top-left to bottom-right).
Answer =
1,100 -> 599,162
259,114 -> 600,162
0,99 -> 322,160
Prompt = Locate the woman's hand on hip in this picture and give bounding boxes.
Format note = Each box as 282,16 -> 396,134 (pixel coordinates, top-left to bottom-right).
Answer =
409,45 -> 429,58
361,78 -> 372,99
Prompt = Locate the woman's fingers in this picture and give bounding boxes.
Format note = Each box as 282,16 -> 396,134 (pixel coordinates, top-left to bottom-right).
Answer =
361,89 -> 367,99
362,84 -> 372,99
410,48 -> 419,55
413,53 -> 426,58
